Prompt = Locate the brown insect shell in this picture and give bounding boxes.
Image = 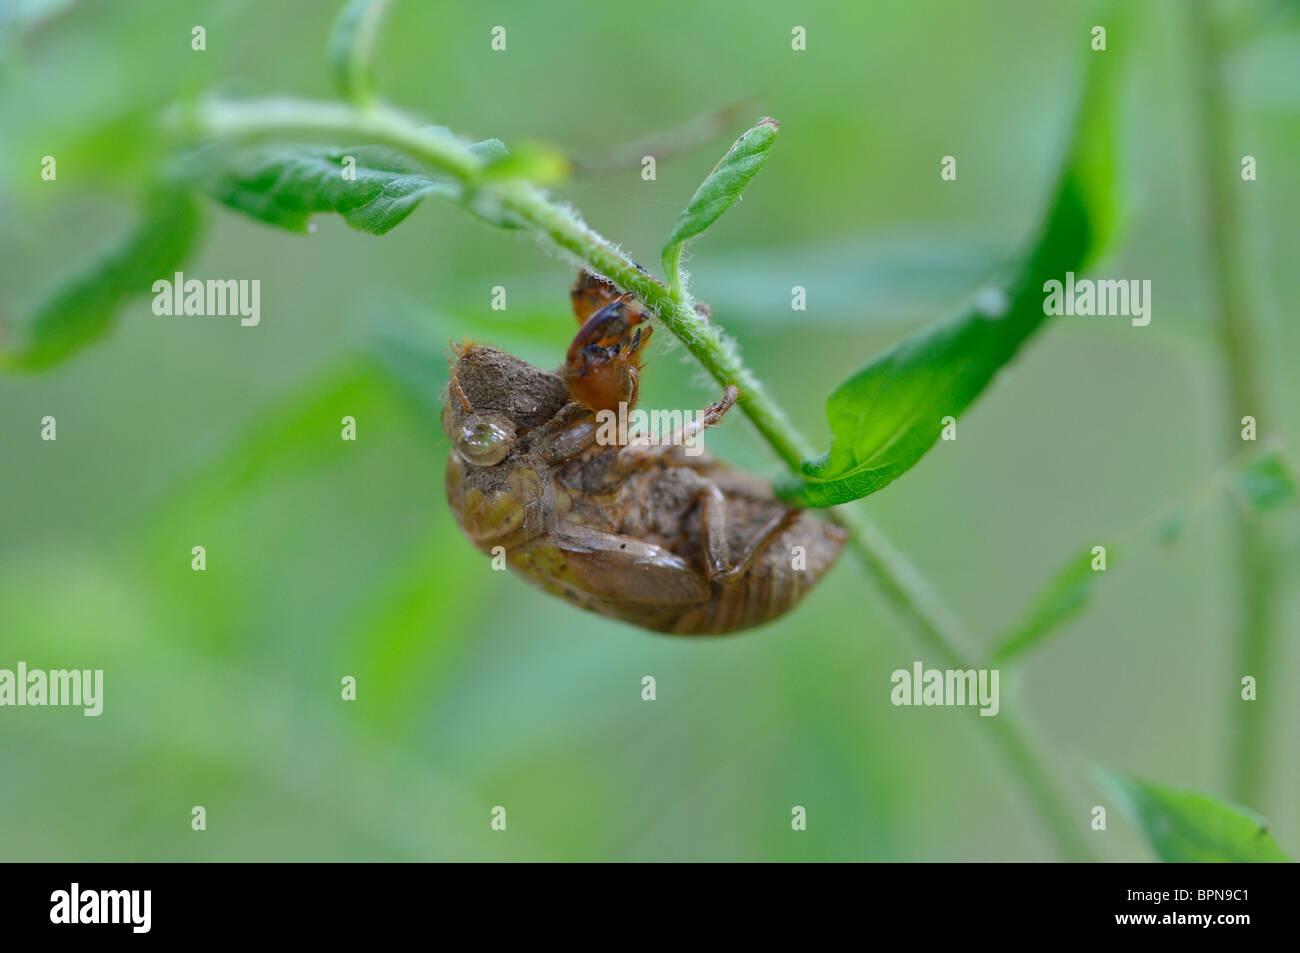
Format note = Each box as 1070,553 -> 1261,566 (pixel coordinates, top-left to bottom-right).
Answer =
442,344 -> 577,553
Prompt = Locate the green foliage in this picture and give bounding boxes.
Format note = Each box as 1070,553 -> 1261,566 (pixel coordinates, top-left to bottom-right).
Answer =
989,448 -> 1297,664
335,530 -> 489,734
990,545 -> 1116,664
0,0 -> 77,45
192,136 -> 529,234
198,144 -> 458,235
1098,771 -> 1291,862
1233,450 -> 1297,513
150,362 -> 397,513
327,0 -> 394,105
1,186 -> 204,370
777,54 -> 1121,507
480,139 -> 572,184
661,117 -> 779,287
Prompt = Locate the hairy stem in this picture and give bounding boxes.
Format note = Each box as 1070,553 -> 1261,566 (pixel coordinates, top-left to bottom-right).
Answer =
1187,0 -> 1278,809
183,96 -> 1095,859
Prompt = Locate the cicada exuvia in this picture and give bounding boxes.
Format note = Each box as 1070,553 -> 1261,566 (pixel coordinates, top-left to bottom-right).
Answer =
441,271 -> 846,635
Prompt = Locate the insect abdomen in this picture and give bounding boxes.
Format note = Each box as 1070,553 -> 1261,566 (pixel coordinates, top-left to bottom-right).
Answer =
668,515 -> 848,635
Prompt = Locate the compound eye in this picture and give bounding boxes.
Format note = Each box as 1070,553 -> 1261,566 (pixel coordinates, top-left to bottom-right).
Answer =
457,417 -> 514,467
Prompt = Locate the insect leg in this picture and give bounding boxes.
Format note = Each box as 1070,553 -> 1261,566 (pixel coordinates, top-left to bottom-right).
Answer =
713,508 -> 802,585
525,401 -> 601,462
615,385 -> 739,471
694,483 -> 732,579
692,479 -> 800,586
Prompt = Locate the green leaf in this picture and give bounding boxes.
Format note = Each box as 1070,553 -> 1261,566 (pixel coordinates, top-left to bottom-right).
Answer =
988,449 -> 1294,664
144,322 -> 449,528
363,304 -> 454,420
327,0 -> 394,105
334,530 -> 488,736
1234,450 -> 1297,513
144,361 -> 398,521
467,138 -> 509,163
778,53 -> 1122,507
0,0 -> 78,45
481,139 -> 572,185
989,545 -> 1116,664
661,117 -> 779,281
199,144 -> 457,235
196,142 -> 529,235
1097,771 -> 1291,862
1,186 -> 204,371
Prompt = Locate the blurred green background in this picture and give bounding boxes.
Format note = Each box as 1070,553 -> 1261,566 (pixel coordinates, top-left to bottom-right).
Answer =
1,0 -> 1297,861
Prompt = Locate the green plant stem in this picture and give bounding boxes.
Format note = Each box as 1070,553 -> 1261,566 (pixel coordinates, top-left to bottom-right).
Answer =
183,96 -> 1095,860
179,99 -> 484,180
662,242 -> 686,299
1187,0 -> 1278,809
834,506 -> 1094,861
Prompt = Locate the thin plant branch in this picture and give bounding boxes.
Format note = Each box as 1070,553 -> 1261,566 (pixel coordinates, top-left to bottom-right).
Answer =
1187,0 -> 1279,809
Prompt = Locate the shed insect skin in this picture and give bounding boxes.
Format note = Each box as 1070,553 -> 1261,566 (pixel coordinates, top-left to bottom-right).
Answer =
441,271 -> 848,635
